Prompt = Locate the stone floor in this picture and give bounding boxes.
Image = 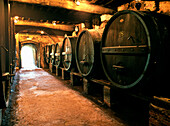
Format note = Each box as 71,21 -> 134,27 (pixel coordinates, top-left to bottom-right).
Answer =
2,68 -> 124,126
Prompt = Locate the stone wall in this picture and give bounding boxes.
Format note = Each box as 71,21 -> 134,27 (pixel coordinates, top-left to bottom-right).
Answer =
118,1 -> 170,16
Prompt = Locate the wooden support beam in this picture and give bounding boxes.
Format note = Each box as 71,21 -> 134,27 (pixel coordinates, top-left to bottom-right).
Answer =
10,2 -> 96,25
9,0 -> 114,14
15,20 -> 74,32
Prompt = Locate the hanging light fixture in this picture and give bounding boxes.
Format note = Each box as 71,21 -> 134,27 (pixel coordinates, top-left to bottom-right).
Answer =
41,31 -> 44,34
75,0 -> 80,6
14,16 -> 19,23
52,21 -> 56,25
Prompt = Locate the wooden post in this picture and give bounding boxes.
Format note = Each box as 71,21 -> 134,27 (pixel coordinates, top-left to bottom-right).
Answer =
83,78 -> 91,94
70,72 -> 82,86
61,68 -> 70,80
56,67 -> 61,76
49,63 -> 52,73
104,86 -> 112,107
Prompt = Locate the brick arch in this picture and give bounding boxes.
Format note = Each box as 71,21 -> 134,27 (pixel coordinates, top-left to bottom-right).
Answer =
15,25 -> 72,43
17,29 -> 57,44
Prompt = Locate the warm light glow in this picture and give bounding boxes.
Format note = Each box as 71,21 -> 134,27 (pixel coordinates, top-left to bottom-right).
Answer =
21,45 -> 36,68
135,0 -> 141,2
81,23 -> 85,29
64,34 -> 67,37
14,19 -> 18,23
75,26 -> 79,32
14,16 -> 19,23
75,0 -> 80,6
100,14 -> 112,22
52,21 -> 56,25
14,16 -> 19,20
41,31 -> 44,34
27,37 -> 32,40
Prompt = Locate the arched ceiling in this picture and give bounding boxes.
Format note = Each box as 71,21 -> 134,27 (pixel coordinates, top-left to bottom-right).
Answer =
15,24 -> 73,36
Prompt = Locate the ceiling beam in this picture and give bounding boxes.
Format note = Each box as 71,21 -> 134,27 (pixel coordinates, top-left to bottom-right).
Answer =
10,2 -> 97,24
9,0 -> 114,14
15,20 -> 74,32
15,25 -> 73,36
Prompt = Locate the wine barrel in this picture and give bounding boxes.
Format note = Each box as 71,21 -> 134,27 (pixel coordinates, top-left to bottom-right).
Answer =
61,36 -> 77,71
49,44 -> 55,72
101,10 -> 170,91
75,29 -> 103,77
54,43 -> 62,68
50,44 -> 55,63
0,0 -> 12,109
45,45 -> 51,64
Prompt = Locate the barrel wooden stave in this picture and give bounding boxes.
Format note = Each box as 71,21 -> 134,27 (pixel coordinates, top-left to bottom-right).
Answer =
50,44 -> 55,63
45,45 -> 52,64
101,10 -> 170,92
54,43 -> 62,68
0,0 -> 15,109
61,36 -> 77,71
76,29 -> 103,77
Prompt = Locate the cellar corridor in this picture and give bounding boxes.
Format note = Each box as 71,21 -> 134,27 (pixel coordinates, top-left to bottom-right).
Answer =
1,68 -> 123,126
1,0 -> 169,125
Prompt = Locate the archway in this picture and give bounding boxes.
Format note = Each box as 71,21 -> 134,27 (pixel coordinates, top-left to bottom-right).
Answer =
15,28 -> 64,69
21,44 -> 37,69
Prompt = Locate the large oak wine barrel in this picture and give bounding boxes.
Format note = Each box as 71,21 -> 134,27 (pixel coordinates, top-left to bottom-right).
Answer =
45,45 -> 51,64
61,36 -> 77,71
54,43 -> 62,68
0,0 -> 12,109
50,44 -> 55,64
101,10 -> 170,93
75,29 -> 103,77
49,44 -> 55,72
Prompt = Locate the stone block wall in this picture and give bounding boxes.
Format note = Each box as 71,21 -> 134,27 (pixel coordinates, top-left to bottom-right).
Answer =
118,1 -> 170,16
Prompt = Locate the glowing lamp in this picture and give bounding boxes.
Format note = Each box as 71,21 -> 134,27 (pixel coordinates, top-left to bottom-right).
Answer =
52,21 -> 56,25
75,0 -> 80,6
41,31 -> 44,34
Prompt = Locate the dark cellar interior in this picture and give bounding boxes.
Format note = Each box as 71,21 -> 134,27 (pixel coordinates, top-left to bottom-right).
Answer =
0,0 -> 170,126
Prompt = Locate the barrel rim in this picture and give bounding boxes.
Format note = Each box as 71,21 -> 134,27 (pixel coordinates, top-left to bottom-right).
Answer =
75,30 -> 95,77
45,45 -> 52,64
61,37 -> 72,71
101,10 -> 151,89
50,44 -> 55,59
54,43 -> 61,67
